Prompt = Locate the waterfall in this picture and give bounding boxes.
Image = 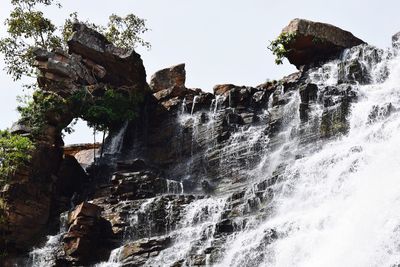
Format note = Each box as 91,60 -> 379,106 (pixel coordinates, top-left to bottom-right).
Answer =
24,43 -> 400,267
216,46 -> 400,267
28,212 -> 68,267
105,121 -> 129,155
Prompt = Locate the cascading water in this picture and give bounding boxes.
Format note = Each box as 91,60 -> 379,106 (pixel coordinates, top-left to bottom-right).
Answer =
28,212 -> 68,267
215,45 -> 400,267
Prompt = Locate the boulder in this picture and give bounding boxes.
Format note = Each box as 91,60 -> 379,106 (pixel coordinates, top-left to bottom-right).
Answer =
68,23 -> 147,89
150,63 -> 186,93
279,18 -> 365,68
213,84 -> 237,96
119,236 -> 171,265
63,202 -> 113,264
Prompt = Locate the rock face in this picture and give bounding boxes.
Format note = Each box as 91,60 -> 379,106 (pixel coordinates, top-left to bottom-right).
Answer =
0,22 -> 149,259
281,18 -> 365,68
2,19 -> 381,267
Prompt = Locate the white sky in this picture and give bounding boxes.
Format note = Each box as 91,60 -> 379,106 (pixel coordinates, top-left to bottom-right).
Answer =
1,0 -> 400,144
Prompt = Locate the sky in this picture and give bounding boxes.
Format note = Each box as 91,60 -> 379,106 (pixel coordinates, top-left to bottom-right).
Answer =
1,0 -> 400,144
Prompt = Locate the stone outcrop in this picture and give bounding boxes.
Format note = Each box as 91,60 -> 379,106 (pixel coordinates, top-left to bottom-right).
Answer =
150,63 -> 186,93
149,63 -> 213,112
62,202 -> 113,264
280,18 -> 365,68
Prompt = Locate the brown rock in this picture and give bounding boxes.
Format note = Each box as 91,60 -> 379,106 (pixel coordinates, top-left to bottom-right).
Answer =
280,18 -> 365,68
68,202 -> 102,224
150,63 -> 186,93
213,84 -> 237,96
68,23 -> 148,89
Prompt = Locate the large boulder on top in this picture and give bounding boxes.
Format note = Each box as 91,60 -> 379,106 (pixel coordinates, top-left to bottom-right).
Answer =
149,63 -> 186,93
279,18 -> 365,68
68,23 -> 147,89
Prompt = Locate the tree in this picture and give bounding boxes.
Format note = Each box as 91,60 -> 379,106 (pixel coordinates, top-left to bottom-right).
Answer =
0,0 -> 150,134
0,0 -> 150,83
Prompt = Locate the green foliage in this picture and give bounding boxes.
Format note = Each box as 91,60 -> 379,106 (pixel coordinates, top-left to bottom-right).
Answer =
268,32 -> 297,65
104,14 -> 151,50
17,90 -> 69,135
0,130 -> 34,184
62,12 -> 150,51
0,0 -> 62,81
69,87 -> 143,131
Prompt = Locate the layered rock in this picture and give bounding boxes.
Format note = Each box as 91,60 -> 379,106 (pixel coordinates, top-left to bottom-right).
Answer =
62,202 -> 113,265
280,18 -> 365,68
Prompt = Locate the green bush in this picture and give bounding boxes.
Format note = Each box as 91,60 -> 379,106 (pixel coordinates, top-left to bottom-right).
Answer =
69,87 -> 143,132
268,32 -> 297,65
17,90 -> 69,135
0,130 -> 34,184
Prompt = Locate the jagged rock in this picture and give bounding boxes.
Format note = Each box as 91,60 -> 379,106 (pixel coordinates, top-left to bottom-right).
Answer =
119,236 -> 171,266
299,83 -> 318,121
110,171 -> 168,200
150,63 -> 186,93
68,23 -> 147,89
281,18 -> 365,68
213,84 -> 237,96
68,202 -> 102,224
63,202 -> 113,264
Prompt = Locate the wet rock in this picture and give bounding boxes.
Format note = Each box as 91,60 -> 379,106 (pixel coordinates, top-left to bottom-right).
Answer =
119,236 -> 171,266
392,32 -> 400,50
280,18 -> 365,68
215,219 -> 235,234
150,63 -> 186,93
368,103 -> 395,124
299,83 -> 318,121
338,59 -> 370,84
110,171 -> 168,200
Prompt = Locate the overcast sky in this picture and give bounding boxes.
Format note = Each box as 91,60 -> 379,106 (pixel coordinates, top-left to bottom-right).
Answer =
1,0 -> 399,144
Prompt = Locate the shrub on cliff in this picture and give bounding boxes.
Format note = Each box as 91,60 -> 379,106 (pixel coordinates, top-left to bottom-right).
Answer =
268,32 -> 297,65
69,87 -> 143,132
0,130 -> 34,184
17,90 -> 71,136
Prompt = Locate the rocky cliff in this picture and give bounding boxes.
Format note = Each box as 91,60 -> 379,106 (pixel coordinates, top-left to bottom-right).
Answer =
0,18 -> 392,266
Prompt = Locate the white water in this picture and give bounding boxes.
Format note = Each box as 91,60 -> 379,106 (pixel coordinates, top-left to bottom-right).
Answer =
217,46 -> 400,267
105,121 -> 129,155
28,212 -> 68,267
